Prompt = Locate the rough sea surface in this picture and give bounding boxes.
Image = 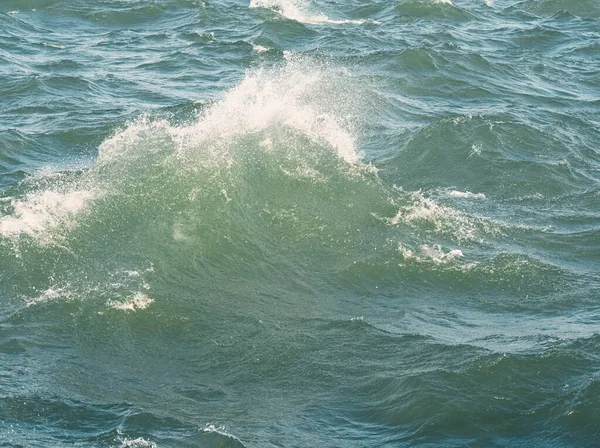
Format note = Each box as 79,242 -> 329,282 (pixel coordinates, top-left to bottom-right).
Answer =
1,0 -> 599,446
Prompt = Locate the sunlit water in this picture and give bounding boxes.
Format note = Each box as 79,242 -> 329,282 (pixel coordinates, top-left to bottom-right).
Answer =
1,0 -> 599,446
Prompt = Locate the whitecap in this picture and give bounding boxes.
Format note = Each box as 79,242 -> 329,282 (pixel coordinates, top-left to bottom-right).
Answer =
251,42 -> 269,53
398,243 -> 465,264
119,438 -> 157,448
169,54 -> 363,166
249,0 -> 371,25
0,188 -> 99,242
107,292 -> 154,311
446,190 -> 486,199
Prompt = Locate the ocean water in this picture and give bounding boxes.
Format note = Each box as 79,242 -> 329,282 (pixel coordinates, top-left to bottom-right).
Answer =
1,0 -> 599,446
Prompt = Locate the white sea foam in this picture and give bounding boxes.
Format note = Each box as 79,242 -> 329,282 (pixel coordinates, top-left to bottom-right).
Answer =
382,191 -> 481,242
171,54 -> 362,166
249,0 -> 370,25
97,114 -> 173,161
398,243 -> 464,264
23,286 -> 74,307
419,244 -> 463,263
97,55 -> 363,171
251,42 -> 269,53
107,291 -> 154,311
446,190 -> 486,199
0,188 -> 99,242
202,424 -> 245,445
119,438 -> 157,448
203,424 -> 228,433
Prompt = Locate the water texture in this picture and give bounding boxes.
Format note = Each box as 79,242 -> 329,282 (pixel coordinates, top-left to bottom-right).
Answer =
1,0 -> 599,446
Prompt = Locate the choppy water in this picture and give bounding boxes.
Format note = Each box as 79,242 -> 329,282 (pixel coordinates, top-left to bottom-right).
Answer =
1,0 -> 599,446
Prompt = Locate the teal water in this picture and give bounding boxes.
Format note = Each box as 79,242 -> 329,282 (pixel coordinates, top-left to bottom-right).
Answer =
1,0 -> 599,446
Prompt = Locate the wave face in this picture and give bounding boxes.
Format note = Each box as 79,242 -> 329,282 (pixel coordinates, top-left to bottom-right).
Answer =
1,0 -> 600,446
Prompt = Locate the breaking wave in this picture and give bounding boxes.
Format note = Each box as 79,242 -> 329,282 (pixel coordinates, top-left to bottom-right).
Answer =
249,0 -> 372,25
0,54 -> 545,314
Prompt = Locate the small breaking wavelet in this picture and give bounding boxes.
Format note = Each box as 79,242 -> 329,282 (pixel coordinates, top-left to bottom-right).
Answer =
202,425 -> 247,448
249,0 -> 373,25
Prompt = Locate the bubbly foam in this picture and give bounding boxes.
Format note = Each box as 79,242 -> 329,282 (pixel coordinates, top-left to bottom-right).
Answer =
249,0 -> 370,25
251,42 -> 269,53
0,188 -> 99,242
107,292 -> 154,311
172,54 -> 362,166
23,286 -> 74,307
384,191 -> 481,242
119,438 -> 157,448
446,190 -> 486,199
96,55 -> 363,171
398,243 -> 464,264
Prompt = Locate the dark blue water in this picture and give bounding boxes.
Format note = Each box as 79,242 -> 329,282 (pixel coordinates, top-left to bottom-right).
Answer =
1,0 -> 599,446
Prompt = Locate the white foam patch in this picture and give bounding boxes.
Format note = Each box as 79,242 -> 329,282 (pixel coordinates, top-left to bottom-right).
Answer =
0,188 -> 99,242
23,286 -> 74,307
446,190 -> 486,199
249,0 -> 371,25
119,438 -> 157,448
251,42 -> 269,53
398,243 -> 464,264
203,424 -> 228,433
107,292 -> 154,311
381,191 -> 481,242
170,54 -> 362,166
96,55 -> 364,173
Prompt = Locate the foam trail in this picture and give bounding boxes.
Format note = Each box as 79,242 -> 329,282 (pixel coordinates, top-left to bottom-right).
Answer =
249,0 -> 370,25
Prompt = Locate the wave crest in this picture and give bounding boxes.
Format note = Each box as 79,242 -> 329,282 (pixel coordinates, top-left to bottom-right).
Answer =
250,0 -> 370,25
